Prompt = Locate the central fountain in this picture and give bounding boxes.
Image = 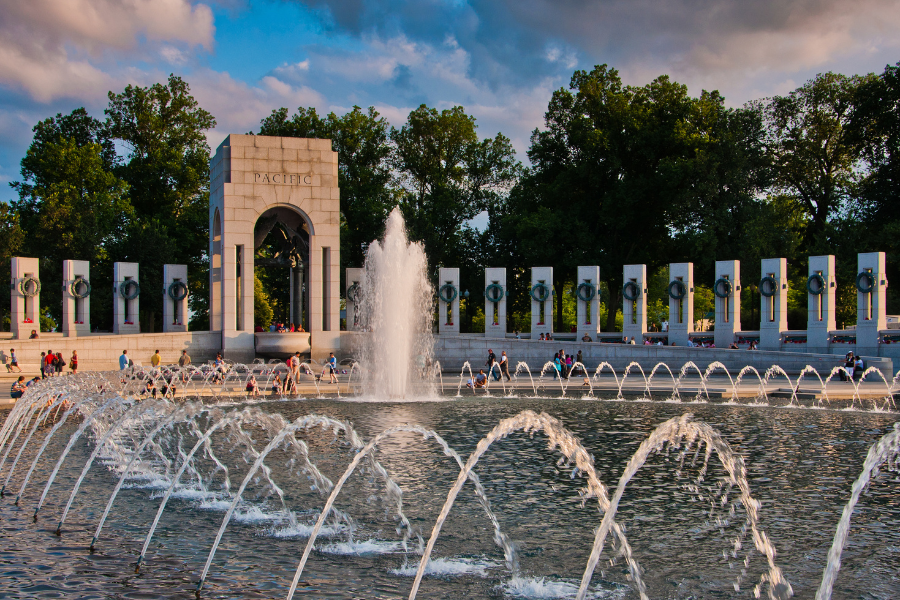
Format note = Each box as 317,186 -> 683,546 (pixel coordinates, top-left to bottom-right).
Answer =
356,207 -> 434,398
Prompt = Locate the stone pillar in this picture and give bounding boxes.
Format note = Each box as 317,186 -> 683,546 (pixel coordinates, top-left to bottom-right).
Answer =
576,266 -> 601,341
622,264 -> 647,343
62,260 -> 91,337
113,262 -> 140,334
856,251 -> 887,355
485,268 -> 507,338
530,267 -> 553,338
438,267 -> 460,335
759,258 -> 788,351
667,262 -> 693,347
163,264 -> 189,333
713,260 -> 740,348
11,257 -> 40,339
807,255 -> 836,352
345,267 -> 364,331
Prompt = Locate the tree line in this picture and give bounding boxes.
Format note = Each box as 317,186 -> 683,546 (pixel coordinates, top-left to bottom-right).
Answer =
7,62 -> 900,333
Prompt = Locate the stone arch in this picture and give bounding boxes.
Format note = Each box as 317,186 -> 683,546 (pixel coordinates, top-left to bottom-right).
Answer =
208,134 -> 340,362
253,205 -> 313,331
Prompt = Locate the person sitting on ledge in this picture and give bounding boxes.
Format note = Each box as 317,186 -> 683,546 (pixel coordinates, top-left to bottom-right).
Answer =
643,338 -> 651,345
539,332 -> 545,341
10,376 -> 27,399
474,369 -> 487,388
246,375 -> 260,397
729,342 -> 739,349
254,324 -> 264,332
582,333 -> 592,342
29,330 -> 38,339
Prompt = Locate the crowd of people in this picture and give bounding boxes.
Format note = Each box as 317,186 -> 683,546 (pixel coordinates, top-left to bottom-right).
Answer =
254,321 -> 306,333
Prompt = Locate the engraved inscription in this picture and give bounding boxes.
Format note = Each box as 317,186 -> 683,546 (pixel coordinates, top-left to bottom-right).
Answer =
254,173 -> 313,185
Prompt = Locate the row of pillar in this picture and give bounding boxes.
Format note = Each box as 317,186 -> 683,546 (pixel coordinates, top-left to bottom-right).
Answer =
10,258 -> 189,339
348,252 -> 886,352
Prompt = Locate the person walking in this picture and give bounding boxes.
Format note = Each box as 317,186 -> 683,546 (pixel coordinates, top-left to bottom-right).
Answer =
44,350 -> 56,377
499,351 -> 511,381
9,349 -> 21,373
325,352 -> 338,384
70,350 -> 78,375
840,351 -> 854,381
485,349 -> 497,380
119,350 -> 129,371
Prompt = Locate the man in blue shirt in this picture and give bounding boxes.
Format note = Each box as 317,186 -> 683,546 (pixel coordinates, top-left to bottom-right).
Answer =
119,350 -> 129,370
325,352 -> 338,383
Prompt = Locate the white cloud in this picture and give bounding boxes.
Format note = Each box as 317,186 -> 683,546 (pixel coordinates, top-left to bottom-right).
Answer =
0,0 -> 214,102
186,69 -> 328,150
161,46 -> 189,65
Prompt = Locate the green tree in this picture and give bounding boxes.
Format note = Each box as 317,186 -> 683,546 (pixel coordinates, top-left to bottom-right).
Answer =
850,62 -> 900,312
254,273 -> 274,327
0,205 -> 24,329
106,74 -> 215,328
764,72 -> 874,249
392,104 -> 519,274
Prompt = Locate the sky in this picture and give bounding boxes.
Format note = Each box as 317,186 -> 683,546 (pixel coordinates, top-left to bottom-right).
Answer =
1,0 -> 899,206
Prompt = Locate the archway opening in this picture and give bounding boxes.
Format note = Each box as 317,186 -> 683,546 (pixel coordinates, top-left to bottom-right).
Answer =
253,207 -> 311,331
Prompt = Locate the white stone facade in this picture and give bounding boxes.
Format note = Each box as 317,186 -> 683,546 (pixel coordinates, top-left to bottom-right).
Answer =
485,267 -> 507,338
62,260 -> 91,337
759,258 -> 788,350
163,264 -> 188,333
113,262 -> 140,334
209,135 -> 341,362
438,267 -> 460,335
713,260 -> 740,348
622,264 -> 647,342
531,267 -> 553,338
11,257 -> 40,339
856,251 -> 887,355
667,262 -> 693,347
576,266 -> 601,341
807,255 -> 836,352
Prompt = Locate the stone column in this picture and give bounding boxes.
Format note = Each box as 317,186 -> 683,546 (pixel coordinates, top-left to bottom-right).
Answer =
163,264 -> 189,333
856,251 -> 887,355
807,255 -> 836,352
345,267 -> 364,331
667,262 -> 693,347
62,260 -> 91,337
576,266 -> 601,341
713,260 -> 740,348
622,264 -> 647,343
113,262 -> 140,334
485,268 -> 507,339
11,257 -> 40,339
759,258 -> 788,350
438,267 -> 460,335
530,267 -> 553,338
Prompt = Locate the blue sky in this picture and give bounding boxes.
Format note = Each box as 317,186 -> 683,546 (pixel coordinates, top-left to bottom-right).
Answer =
1,0 -> 899,206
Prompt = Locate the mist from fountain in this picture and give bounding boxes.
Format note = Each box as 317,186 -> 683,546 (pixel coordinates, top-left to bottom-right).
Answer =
357,207 -> 434,399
